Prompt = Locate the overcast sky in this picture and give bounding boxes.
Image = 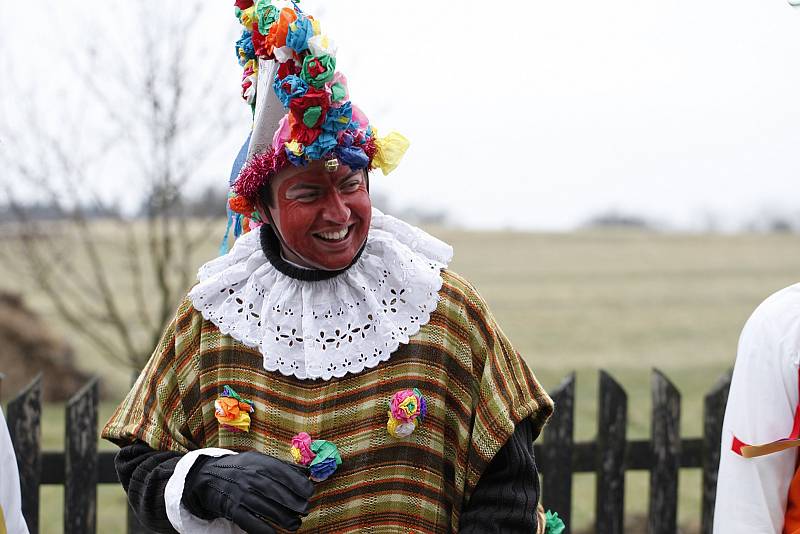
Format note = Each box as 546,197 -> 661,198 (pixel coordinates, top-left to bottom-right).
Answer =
2,0 -> 799,230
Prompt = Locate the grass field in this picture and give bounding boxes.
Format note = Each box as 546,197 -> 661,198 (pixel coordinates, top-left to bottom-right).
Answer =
3,221 -> 800,532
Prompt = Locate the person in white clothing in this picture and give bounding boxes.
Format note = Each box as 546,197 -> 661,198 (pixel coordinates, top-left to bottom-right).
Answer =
714,284 -> 800,533
0,407 -> 29,534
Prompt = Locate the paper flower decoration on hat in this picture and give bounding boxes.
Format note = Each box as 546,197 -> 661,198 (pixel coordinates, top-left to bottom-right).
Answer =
290,433 -> 342,482
226,0 -> 410,222
387,388 -> 427,438
214,385 -> 255,433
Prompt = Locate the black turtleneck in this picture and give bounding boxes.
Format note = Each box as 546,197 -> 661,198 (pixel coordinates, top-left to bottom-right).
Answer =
259,223 -> 366,282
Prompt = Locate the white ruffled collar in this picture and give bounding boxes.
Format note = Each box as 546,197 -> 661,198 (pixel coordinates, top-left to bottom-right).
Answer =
188,209 -> 453,380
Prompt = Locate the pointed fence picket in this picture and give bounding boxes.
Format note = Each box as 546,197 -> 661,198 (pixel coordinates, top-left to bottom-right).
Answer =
648,370 -> 681,534
1,369 -> 732,533
7,374 -> 42,534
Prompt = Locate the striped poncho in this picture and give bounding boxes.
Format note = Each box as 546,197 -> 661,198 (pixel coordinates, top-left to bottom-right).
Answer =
102,269 -> 553,533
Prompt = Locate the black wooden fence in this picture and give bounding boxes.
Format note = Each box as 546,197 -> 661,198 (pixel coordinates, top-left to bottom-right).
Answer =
1,369 -> 732,534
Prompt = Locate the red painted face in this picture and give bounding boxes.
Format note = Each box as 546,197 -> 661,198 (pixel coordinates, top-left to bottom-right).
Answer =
263,160 -> 371,270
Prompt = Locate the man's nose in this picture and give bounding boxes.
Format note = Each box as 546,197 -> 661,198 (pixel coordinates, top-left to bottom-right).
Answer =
322,191 -> 351,224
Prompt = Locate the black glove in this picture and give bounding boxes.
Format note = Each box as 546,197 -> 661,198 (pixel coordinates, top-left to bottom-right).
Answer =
182,451 -> 314,533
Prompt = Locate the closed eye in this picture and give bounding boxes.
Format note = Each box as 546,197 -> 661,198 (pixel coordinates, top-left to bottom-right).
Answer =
338,173 -> 363,193
286,187 -> 323,202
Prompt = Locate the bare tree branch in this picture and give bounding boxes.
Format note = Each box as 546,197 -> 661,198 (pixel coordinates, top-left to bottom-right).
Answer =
0,0 -> 235,369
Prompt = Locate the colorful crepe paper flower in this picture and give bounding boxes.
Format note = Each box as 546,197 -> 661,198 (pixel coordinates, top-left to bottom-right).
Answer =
300,54 -> 336,89
288,88 -> 330,144
238,6 -> 258,30
265,7 -> 298,54
545,510 -> 566,534
286,16 -> 313,53
309,440 -> 342,482
254,0 -> 279,35
304,131 -> 337,160
302,106 -> 324,128
330,83 -> 347,103
241,60 -> 258,104
290,432 -> 315,465
387,388 -> 426,438
334,129 -> 370,169
350,104 -> 370,130
235,31 -> 255,66
289,121 -> 320,146
323,101 -> 352,133
308,34 -> 337,58
289,88 -> 330,124
273,46 -> 297,64
250,27 -> 270,58
373,131 -> 410,175
328,72 -> 349,103
336,145 -> 369,170
310,18 -> 322,36
289,434 -> 342,482
387,417 -> 417,439
277,59 -> 301,79
285,139 -> 303,157
310,458 -> 338,481
273,74 -> 308,108
228,194 -> 255,216
214,385 -> 255,433
284,144 -> 307,166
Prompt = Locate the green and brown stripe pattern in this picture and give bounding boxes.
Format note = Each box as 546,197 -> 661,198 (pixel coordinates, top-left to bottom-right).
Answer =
103,269 -> 553,533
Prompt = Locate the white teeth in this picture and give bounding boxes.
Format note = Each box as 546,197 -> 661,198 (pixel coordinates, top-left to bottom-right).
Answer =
318,227 -> 349,241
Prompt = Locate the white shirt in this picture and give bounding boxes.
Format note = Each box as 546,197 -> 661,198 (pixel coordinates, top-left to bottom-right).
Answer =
714,283 -> 800,533
0,407 -> 29,534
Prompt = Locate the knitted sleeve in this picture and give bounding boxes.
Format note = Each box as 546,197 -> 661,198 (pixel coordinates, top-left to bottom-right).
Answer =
115,441 -> 183,533
459,417 -> 540,533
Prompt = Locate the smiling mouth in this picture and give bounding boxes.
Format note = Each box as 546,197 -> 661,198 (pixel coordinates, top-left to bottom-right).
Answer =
314,225 -> 353,242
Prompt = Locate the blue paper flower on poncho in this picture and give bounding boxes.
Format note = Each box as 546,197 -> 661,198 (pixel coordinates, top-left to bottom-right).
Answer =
306,439 -> 342,482
309,458 -> 338,481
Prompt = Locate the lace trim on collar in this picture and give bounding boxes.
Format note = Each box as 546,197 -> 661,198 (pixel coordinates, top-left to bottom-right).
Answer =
188,209 -> 453,380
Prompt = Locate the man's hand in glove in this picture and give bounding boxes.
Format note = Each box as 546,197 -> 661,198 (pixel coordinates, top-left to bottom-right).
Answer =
182,451 -> 314,533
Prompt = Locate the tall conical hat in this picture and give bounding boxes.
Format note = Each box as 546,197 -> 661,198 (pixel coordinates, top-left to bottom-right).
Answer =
220,1 -> 409,252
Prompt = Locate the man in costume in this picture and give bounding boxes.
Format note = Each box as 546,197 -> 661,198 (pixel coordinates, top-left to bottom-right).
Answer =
102,2 -> 559,533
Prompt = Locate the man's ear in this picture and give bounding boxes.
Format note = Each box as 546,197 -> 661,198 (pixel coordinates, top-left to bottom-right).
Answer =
253,198 -> 271,225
